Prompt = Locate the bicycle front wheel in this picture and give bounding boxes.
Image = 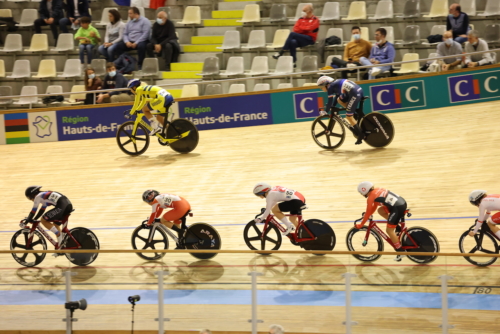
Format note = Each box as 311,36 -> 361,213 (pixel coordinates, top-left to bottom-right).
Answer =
10,229 -> 47,267
116,121 -> 150,156
346,227 -> 384,262
459,229 -> 499,266
63,227 -> 100,266
311,115 -> 346,150
131,225 -> 169,260
360,112 -> 395,148
184,223 -> 221,260
243,221 -> 282,254
167,119 -> 199,154
403,227 -> 440,264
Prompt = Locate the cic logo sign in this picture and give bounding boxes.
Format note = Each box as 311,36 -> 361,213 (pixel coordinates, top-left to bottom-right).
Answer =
370,81 -> 426,112
448,71 -> 499,103
293,92 -> 326,119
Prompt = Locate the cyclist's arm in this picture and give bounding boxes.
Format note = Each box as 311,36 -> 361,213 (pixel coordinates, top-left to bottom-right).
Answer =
324,95 -> 338,113
148,203 -> 163,225
359,197 -> 378,226
130,92 -> 148,114
260,193 -> 278,221
473,205 -> 490,233
26,198 -> 43,222
33,204 -> 48,220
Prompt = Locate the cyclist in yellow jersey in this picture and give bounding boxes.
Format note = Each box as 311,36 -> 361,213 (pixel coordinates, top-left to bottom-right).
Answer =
127,79 -> 174,135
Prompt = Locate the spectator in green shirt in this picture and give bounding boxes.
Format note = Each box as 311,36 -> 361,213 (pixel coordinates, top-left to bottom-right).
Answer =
75,16 -> 101,64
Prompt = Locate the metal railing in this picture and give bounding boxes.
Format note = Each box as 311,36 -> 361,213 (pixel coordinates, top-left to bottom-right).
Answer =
0,48 -> 497,106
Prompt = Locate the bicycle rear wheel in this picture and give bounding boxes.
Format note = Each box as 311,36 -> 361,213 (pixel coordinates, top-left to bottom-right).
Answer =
131,224 -> 169,260
184,223 -> 221,260
116,121 -> 150,156
345,227 -> 384,262
403,227 -> 440,264
243,221 -> 282,255
167,119 -> 199,154
63,227 -> 100,266
458,228 -> 499,266
297,219 -> 336,254
360,113 -> 394,148
10,229 -> 47,267
311,115 -> 346,150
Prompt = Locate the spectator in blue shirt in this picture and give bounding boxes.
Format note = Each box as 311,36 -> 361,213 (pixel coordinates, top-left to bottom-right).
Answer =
113,7 -> 151,70
447,4 -> 469,44
359,28 -> 395,80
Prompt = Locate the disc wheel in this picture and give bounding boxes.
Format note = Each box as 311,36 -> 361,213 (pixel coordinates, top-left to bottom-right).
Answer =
403,227 -> 440,264
311,115 -> 346,149
459,227 -> 499,267
167,119 -> 199,154
346,227 -> 384,262
297,219 -> 336,255
116,121 -> 150,156
131,224 -> 169,260
360,112 -> 395,148
10,229 -> 47,267
243,221 -> 282,255
62,227 -> 100,266
184,223 -> 221,260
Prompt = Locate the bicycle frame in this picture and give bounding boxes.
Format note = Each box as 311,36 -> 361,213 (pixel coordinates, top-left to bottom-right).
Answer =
473,223 -> 500,251
129,111 -> 192,145
362,217 -> 419,250
148,222 -> 179,244
22,216 -> 81,250
263,214 -> 317,243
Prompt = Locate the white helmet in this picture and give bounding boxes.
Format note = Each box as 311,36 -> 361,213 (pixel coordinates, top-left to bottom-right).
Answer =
357,181 -> 374,196
253,182 -> 271,196
469,190 -> 487,206
317,76 -> 334,87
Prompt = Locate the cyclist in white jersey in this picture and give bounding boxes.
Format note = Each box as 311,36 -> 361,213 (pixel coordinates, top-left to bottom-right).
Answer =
25,186 -> 73,247
253,182 -> 307,235
468,190 -> 500,238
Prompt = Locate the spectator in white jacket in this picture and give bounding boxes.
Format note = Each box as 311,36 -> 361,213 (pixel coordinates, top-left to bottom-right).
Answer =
464,30 -> 494,68
98,9 -> 125,62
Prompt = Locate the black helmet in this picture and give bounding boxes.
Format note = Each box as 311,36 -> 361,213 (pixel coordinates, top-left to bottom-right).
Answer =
25,185 -> 42,200
142,189 -> 159,203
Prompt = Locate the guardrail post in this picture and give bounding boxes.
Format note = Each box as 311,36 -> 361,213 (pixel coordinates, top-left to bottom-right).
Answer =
438,275 -> 454,333
155,270 -> 170,334
342,273 -> 358,334
247,271 -> 263,334
62,270 -> 77,334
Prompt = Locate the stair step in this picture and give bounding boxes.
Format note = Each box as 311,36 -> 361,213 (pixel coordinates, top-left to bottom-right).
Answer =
212,10 -> 243,18
182,44 -> 222,52
178,52 -> 219,62
162,71 -> 202,79
171,62 -> 204,71
224,0 -> 261,2
218,1 -> 258,10
204,19 -> 242,27
191,36 -> 225,44
197,26 -> 237,36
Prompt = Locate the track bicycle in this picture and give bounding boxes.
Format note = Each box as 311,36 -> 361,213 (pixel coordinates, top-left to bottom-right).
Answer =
346,210 -> 440,263
131,211 -> 221,260
116,108 -> 199,156
459,221 -> 500,267
10,211 -> 100,267
311,96 -> 395,150
243,208 -> 336,254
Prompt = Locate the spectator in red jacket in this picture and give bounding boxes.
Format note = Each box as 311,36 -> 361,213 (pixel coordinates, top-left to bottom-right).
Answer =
273,4 -> 319,67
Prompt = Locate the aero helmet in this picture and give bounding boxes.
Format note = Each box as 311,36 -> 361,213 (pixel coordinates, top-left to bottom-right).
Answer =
25,185 -> 42,200
253,182 -> 271,197
142,189 -> 160,203
469,190 -> 487,206
357,181 -> 374,197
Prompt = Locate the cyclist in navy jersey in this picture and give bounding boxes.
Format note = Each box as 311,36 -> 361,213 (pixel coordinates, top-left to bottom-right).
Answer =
24,186 -> 73,247
317,76 -> 365,145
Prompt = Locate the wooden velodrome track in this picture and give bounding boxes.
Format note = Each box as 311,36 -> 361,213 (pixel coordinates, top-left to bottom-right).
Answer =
1,100 -> 500,333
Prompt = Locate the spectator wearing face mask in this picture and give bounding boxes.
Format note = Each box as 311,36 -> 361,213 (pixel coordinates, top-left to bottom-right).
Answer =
272,4 -> 319,67
358,27 -> 395,80
464,30 -> 493,68
447,3 -> 469,44
146,11 -> 179,71
330,26 -> 372,79
437,31 -> 463,71
96,63 -> 133,103
84,67 -> 102,105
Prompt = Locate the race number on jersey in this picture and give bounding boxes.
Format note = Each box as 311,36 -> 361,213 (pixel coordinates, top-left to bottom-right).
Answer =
48,192 -> 62,203
385,192 -> 400,206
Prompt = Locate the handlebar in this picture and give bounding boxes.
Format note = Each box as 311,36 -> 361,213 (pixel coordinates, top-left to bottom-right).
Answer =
123,109 -> 134,119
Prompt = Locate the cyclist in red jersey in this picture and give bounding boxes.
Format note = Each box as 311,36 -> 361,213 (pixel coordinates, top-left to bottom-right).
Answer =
468,190 -> 500,238
142,189 -> 191,249
356,181 -> 408,261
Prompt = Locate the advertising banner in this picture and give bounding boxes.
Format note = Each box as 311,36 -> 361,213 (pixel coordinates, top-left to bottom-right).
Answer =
370,80 -> 426,112
28,110 -> 59,143
293,91 -> 327,120
0,114 -> 4,145
448,70 -> 500,103
178,94 -> 273,131
56,105 -> 130,141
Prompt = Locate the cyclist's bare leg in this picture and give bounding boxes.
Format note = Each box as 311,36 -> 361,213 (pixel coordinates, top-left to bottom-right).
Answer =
289,216 -> 298,228
159,218 -> 182,230
487,220 -> 500,236
142,105 -> 165,127
271,204 -> 294,232
377,207 -> 400,246
40,217 -> 61,234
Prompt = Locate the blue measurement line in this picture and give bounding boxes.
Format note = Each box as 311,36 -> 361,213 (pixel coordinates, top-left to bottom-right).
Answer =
0,216 -> 477,233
